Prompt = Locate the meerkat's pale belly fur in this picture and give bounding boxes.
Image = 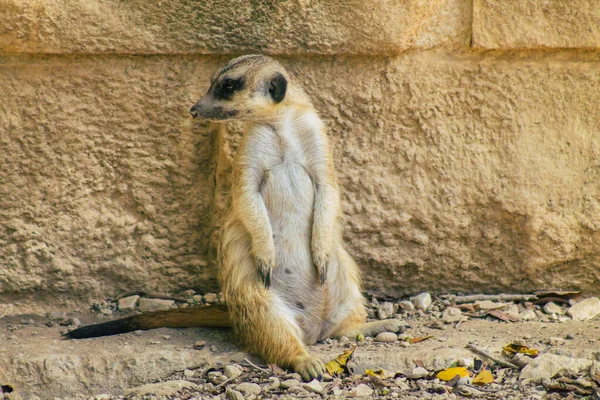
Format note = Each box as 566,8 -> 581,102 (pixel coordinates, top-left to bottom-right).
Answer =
220,110 -> 365,347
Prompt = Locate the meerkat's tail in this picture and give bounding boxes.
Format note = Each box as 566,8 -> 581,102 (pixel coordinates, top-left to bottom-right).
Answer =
63,304 -> 231,339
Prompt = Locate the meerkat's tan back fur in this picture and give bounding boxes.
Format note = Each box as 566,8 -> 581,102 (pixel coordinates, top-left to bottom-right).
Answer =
66,55 -> 403,380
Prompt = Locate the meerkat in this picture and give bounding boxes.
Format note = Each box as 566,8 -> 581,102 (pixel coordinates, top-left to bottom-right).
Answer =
66,55 -> 404,380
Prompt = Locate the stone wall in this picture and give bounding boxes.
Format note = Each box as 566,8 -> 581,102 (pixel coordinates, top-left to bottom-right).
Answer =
1,0 -> 599,313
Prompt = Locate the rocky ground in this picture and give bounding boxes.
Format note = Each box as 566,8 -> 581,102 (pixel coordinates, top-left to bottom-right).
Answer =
2,291 -> 600,400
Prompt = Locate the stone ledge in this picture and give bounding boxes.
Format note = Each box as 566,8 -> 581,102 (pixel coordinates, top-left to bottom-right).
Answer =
473,0 -> 600,49
0,0 -> 470,55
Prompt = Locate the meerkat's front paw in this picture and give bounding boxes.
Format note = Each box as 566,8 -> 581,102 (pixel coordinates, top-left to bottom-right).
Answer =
256,257 -> 275,289
290,355 -> 325,381
375,319 -> 406,334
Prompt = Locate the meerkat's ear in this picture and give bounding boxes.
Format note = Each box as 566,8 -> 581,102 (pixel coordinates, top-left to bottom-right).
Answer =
268,73 -> 287,103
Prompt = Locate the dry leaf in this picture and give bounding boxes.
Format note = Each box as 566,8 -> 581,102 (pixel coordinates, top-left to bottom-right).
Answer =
472,369 -> 494,384
436,367 -> 469,381
488,310 -> 520,323
268,363 -> 285,375
325,346 -> 356,377
503,343 -> 539,357
411,335 -> 434,344
365,368 -> 393,380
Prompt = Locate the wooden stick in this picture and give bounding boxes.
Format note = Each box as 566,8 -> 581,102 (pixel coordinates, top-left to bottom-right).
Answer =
451,294 -> 537,304
243,358 -> 271,374
466,344 -> 521,370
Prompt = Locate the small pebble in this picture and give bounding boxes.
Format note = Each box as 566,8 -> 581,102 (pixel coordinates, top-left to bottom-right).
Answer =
377,302 -> 395,320
407,367 -> 429,379
183,369 -> 195,377
225,388 -> 244,400
236,382 -> 261,396
543,302 -> 563,315
203,293 -> 218,303
192,295 -> 203,303
398,301 -> 415,312
567,297 -> 600,321
223,364 -> 243,379
566,333 -> 574,340
442,307 -> 462,323
411,293 -> 432,311
375,332 -> 397,342
265,377 -> 280,390
304,379 -> 323,394
138,298 -> 174,312
281,379 -> 301,389
207,371 -> 227,385
351,383 -> 374,397
193,340 -> 206,349
118,295 -> 140,312
99,308 -> 113,315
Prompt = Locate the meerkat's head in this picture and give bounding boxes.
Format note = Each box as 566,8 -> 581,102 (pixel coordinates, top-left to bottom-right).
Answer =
190,55 -> 309,122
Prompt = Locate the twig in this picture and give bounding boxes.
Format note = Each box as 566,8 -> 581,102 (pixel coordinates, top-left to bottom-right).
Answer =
466,344 -> 521,370
243,358 -> 271,374
451,294 -> 537,304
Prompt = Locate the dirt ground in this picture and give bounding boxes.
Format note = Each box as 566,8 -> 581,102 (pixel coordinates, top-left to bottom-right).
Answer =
2,294 -> 600,399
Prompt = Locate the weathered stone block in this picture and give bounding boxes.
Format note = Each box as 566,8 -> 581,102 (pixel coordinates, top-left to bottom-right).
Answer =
0,0 -> 470,54
474,0 -> 600,49
1,52 -> 600,311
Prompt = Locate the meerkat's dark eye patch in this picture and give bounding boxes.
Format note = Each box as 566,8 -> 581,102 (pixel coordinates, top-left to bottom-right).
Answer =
214,77 -> 245,100
268,73 -> 287,104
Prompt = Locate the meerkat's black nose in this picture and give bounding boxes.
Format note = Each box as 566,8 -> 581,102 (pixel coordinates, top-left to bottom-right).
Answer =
190,105 -> 199,118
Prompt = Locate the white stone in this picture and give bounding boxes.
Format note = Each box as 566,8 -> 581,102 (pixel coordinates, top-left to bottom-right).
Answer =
351,383 -> 374,397
567,297 -> 600,321
519,353 -> 593,382
406,367 -> 429,379
377,302 -> 395,319
519,309 -> 537,321
394,377 -> 410,391
411,293 -> 432,311
543,302 -> 563,315
138,298 -> 175,312
398,301 -> 415,312
304,379 -> 324,394
203,293 -> 218,303
442,307 -> 462,323
207,371 -> 228,385
223,364 -> 243,379
375,332 -> 398,342
124,380 -> 201,397
236,382 -> 261,396
504,304 -> 520,319
281,379 -> 301,389
225,388 -> 244,400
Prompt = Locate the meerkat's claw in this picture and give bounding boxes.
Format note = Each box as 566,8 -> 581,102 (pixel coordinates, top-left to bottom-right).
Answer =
257,259 -> 273,289
313,255 -> 329,285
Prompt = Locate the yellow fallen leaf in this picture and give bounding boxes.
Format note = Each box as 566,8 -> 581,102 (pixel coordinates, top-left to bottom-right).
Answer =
325,346 -> 356,377
366,368 -> 393,380
503,343 -> 539,357
411,335 -> 434,344
472,369 -> 494,384
436,367 -> 469,381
